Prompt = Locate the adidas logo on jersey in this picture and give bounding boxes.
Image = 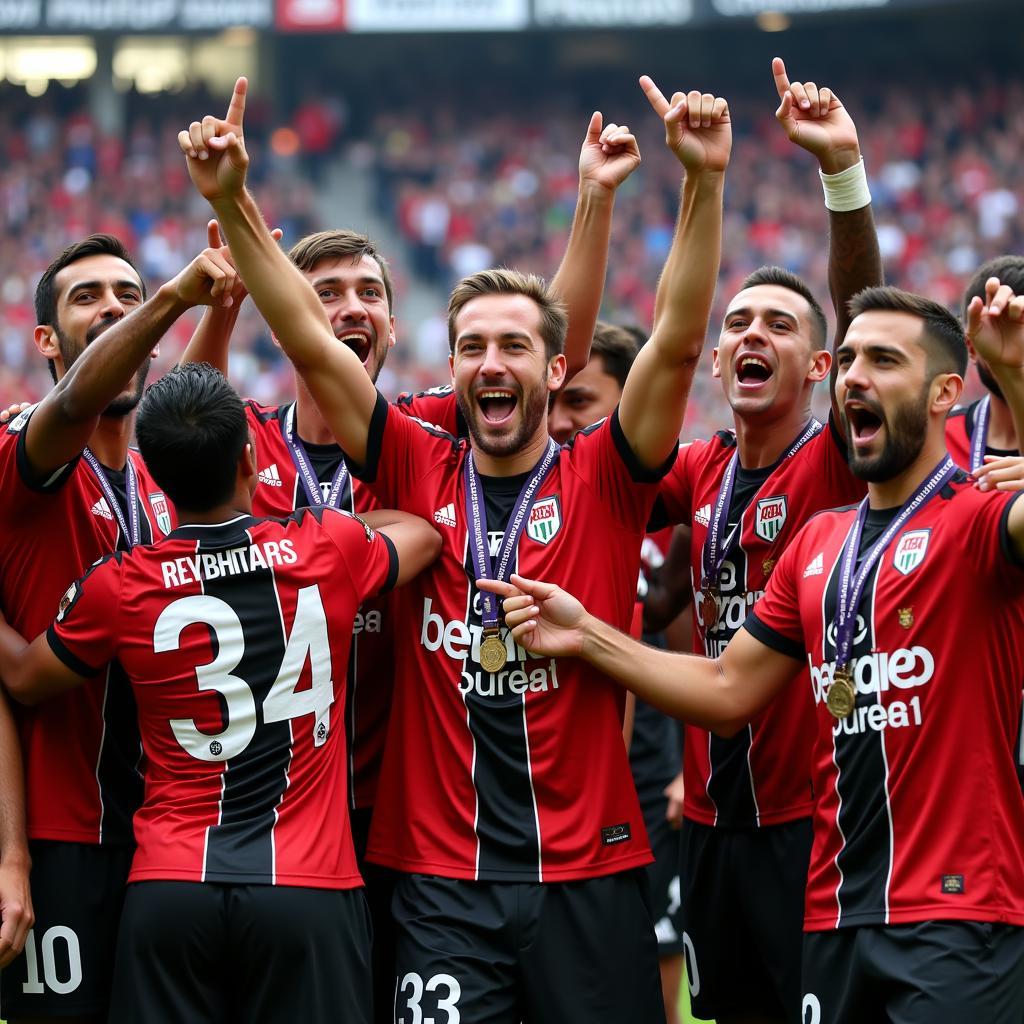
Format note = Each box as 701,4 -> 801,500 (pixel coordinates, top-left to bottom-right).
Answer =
258,464 -> 283,487
803,552 -> 824,577
91,497 -> 113,521
694,504 -> 711,527
434,503 -> 457,527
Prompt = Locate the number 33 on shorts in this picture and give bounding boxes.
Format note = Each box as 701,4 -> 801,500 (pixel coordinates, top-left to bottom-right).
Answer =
397,971 -> 462,1024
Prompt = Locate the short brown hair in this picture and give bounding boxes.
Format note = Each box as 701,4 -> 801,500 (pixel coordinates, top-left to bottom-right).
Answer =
740,266 -> 828,349
591,321 -> 642,389
447,268 -> 566,361
848,286 -> 967,377
288,229 -> 395,314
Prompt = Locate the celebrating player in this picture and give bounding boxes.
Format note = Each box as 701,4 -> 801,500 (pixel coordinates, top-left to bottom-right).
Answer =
486,283 -> 1024,1022
179,73 -> 729,1021
0,233 -> 241,1022
0,361 -> 440,1024
638,58 -> 882,1024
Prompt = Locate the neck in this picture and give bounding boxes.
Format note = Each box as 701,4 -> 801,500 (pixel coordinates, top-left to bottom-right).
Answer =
86,414 -> 134,470
294,383 -> 336,446
179,493 -> 253,526
867,436 -> 950,509
473,429 -> 551,477
985,392 -> 1019,452
733,401 -> 814,469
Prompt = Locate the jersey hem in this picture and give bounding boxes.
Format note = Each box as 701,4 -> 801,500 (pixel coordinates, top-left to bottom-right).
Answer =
27,827 -> 126,845
804,906 -> 1024,930
682,804 -> 814,828
128,868 -> 365,889
363,849 -> 654,881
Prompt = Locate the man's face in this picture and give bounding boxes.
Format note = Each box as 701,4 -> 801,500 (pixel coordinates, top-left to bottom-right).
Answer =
450,293 -> 565,460
714,284 -> 827,419
835,310 -> 934,482
45,253 -> 148,417
548,354 -> 622,445
303,255 -> 396,383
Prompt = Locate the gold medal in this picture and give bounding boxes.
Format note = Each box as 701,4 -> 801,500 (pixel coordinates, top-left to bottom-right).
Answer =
479,632 -> 508,674
826,665 -> 856,719
701,584 -> 720,633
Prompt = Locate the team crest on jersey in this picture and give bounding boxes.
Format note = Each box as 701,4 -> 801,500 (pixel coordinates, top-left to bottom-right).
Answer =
893,530 -> 930,576
56,581 -> 79,622
149,492 -> 172,535
526,496 -> 561,545
754,495 -> 787,542
898,606 -> 914,629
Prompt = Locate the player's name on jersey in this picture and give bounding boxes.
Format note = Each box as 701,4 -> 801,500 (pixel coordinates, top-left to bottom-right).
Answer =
160,539 -> 298,588
421,597 -> 561,696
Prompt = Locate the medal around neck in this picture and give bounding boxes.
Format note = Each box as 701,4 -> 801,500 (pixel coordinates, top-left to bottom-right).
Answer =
826,665 -> 856,719
701,584 -> 720,633
480,631 -> 509,673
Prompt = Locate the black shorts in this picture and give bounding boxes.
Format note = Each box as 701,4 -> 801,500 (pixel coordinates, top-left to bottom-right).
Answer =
352,806 -> 399,1024
680,817 -> 811,1023
641,800 -> 683,957
392,872 -> 664,1024
0,839 -> 132,1019
802,921 -> 1024,1023
109,880 -> 372,1024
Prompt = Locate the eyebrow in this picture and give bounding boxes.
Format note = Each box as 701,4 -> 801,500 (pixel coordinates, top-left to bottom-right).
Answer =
456,330 -> 535,345
836,342 -> 906,361
65,278 -> 142,300
723,306 -> 799,325
310,273 -> 385,290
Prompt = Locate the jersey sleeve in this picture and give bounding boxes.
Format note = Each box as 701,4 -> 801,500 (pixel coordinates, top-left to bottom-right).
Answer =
654,442 -> 699,527
394,386 -> 464,436
346,392 -> 460,508
0,406 -> 79,518
989,490 -> 1024,578
566,409 -> 677,532
743,536 -> 806,662
319,508 -> 400,603
46,554 -> 123,677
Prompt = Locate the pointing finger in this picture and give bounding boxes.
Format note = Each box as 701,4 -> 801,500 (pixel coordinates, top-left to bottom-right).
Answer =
771,56 -> 791,100
207,220 -> 222,249
639,75 -> 670,118
225,76 -> 248,129
585,110 -> 602,144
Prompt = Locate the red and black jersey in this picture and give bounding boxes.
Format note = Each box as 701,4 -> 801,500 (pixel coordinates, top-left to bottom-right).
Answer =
246,400 -> 389,810
748,478 -> 1024,930
394,384 -> 463,436
355,394 -> 671,882
0,406 -> 174,845
657,418 -> 866,828
945,399 -> 1018,471
47,508 -> 398,888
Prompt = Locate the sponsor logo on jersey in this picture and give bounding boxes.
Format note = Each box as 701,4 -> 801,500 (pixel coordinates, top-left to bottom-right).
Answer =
893,529 -> 930,576
755,495 -> 787,542
91,497 -> 113,521
526,495 -> 560,544
803,552 -> 824,577
149,492 -> 172,535
5,405 -> 34,434
694,504 -> 711,527
433,502 -> 457,527
258,464 -> 283,487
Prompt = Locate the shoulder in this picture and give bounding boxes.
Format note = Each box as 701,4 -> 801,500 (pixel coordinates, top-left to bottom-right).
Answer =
245,399 -> 287,427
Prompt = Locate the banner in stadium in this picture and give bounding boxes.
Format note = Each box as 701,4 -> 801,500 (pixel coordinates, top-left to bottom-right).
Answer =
345,0 -> 528,31
0,0 -> 272,27
533,0 -> 693,25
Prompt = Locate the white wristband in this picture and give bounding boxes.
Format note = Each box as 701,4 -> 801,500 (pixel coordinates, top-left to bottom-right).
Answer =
819,157 -> 871,213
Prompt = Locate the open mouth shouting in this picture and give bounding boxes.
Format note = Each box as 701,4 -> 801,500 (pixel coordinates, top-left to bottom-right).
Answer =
735,353 -> 774,389
844,398 -> 885,446
337,330 -> 373,365
476,388 -> 519,427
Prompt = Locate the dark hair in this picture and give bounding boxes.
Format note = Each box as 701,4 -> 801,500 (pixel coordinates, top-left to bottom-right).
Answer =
848,286 -> 968,377
961,255 -> 1024,321
35,234 -> 145,384
136,363 -> 249,512
740,266 -> 829,350
591,321 -> 642,389
288,229 -> 395,314
448,268 -> 567,361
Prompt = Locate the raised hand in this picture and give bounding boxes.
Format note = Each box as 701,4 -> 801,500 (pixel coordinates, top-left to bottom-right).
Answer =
477,573 -> 589,659
204,219 -> 284,309
578,111 -> 641,193
967,278 -> 1024,372
0,402 -> 31,425
772,57 -> 859,173
975,455 -> 1024,492
177,77 -> 250,203
167,237 -> 241,309
640,76 -> 731,175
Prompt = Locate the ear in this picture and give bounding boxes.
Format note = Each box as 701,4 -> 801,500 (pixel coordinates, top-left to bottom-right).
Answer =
448,352 -> 455,384
807,348 -> 832,384
711,347 -> 721,379
240,435 -> 258,493
387,316 -> 396,351
932,373 -> 963,417
965,334 -> 979,365
546,353 -> 568,393
34,325 -> 60,363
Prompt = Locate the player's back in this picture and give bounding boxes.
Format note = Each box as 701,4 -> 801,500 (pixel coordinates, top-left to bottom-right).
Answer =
51,507 -> 397,889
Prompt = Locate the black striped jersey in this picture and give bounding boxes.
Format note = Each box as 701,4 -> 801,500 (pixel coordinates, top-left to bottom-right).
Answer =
47,508 -> 397,887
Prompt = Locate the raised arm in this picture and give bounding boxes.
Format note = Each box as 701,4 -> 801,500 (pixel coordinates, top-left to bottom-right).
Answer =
480,574 -> 799,736
550,112 -> 641,379
358,510 -> 442,587
25,244 -> 239,478
772,58 -> 883,425
618,80 -> 730,470
0,685 -> 32,967
0,613 -> 89,707
179,79 -> 377,465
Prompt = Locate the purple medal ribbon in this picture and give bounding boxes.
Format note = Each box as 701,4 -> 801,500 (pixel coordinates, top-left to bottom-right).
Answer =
282,403 -> 349,509
970,395 -> 991,474
833,455 -> 957,668
82,447 -> 141,549
464,439 -> 559,631
701,418 -> 823,591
